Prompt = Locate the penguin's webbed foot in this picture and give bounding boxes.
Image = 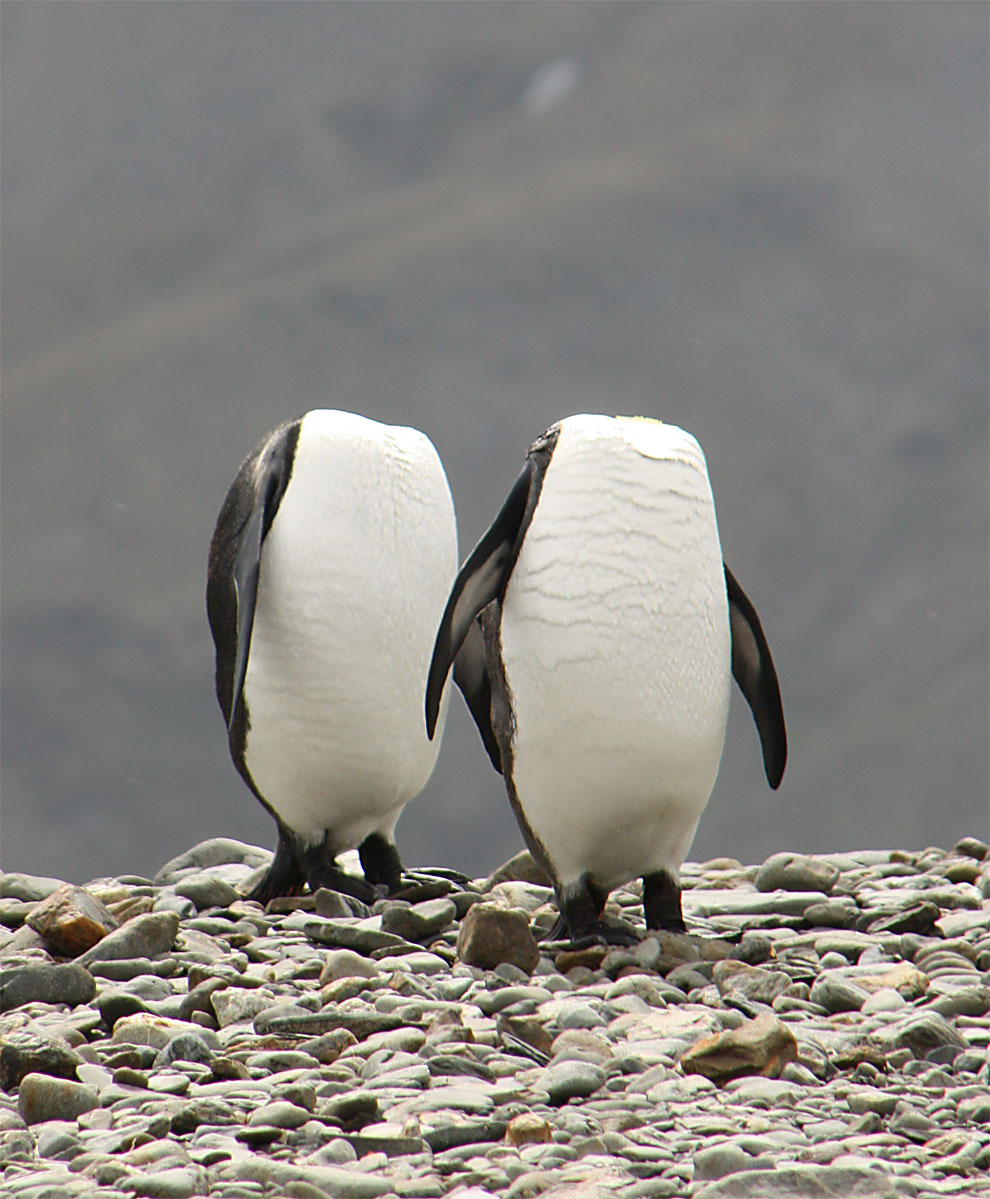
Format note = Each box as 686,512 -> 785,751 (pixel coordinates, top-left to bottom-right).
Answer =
643,869 -> 686,933
544,874 -> 641,948
541,920 -> 642,950
357,833 -> 404,893
245,824 -> 307,904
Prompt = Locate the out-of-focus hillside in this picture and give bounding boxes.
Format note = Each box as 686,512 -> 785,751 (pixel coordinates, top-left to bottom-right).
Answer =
2,2 -> 987,882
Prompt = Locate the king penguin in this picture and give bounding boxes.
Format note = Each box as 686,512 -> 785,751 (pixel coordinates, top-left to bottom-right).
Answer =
426,414 -> 786,944
207,409 -> 458,905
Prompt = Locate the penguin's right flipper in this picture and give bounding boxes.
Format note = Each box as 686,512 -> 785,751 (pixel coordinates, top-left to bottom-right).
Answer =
452,618 -> 502,773
724,563 -> 787,789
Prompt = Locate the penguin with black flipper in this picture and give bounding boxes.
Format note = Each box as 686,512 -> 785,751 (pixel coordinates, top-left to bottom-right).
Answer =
426,414 -> 786,946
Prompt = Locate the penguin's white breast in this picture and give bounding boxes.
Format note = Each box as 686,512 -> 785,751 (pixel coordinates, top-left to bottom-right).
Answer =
500,417 -> 731,887
243,411 -> 457,841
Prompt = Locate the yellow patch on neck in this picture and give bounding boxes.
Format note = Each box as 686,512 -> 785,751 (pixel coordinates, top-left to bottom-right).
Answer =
614,415 -> 664,428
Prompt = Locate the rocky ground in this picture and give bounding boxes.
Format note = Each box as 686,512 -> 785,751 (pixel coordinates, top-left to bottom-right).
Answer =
1,837 -> 988,1199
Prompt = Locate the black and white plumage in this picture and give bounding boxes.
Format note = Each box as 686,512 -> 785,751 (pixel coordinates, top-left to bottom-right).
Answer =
426,414 -> 786,944
208,409 -> 458,904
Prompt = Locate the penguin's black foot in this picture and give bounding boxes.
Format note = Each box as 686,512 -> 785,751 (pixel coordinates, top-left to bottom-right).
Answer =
358,833 -> 404,893
540,873 -> 641,948
643,869 -> 686,933
245,824 -> 307,904
246,867 -> 305,906
540,918 -> 642,950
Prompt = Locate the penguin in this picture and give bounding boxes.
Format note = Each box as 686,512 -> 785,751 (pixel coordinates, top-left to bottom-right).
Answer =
207,409 -> 459,905
426,414 -> 786,945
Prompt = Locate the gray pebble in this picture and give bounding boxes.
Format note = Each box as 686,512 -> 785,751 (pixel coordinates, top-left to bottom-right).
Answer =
474,985 -> 553,1015
127,1164 -> 208,1198
0,963 -> 96,1013
380,898 -> 457,942
253,1003 -> 401,1039
153,1032 -> 216,1068
88,957 -> 178,981
75,911 -> 180,966
809,974 -> 869,1013
694,1162 -> 903,1197
889,1100 -> 939,1141
34,1121 -> 82,1160
0,873 -> 67,903
173,875 -> 241,909
0,1026 -> 83,1090
694,1142 -> 769,1180
303,918 -> 409,955
540,1059 -> 606,1104
248,1099 -> 312,1129
154,838 -> 271,884
930,984 -> 990,1017
756,852 -> 840,895
555,1001 -> 606,1030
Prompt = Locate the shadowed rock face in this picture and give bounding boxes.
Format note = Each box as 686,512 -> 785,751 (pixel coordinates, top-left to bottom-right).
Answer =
2,3 -> 987,884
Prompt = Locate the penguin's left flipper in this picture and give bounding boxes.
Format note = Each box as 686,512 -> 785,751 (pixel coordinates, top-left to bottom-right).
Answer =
724,564 -> 788,789
426,463 -> 534,739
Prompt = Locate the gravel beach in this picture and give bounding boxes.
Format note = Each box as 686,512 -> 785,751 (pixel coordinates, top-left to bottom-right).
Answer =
2,837 -> 988,1198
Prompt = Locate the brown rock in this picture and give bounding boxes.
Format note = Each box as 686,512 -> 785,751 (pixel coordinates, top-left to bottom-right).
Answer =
831,1036 -> 889,1072
852,961 -> 928,1000
456,903 -> 540,973
25,884 -> 119,957
679,1012 -> 797,1082
555,945 -> 608,974
506,1112 -> 553,1147
105,895 -> 155,923
497,1014 -> 553,1058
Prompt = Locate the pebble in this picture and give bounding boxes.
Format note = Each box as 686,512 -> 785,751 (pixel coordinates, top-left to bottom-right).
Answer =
540,1059 -> 606,1104
0,962 -> 96,1012
0,1025 -> 84,1089
809,973 -> 870,1013
755,851 -> 840,895
17,1072 -> 99,1123
0,873 -> 68,902
0,837 -> 988,1198
75,911 -> 180,966
380,897 -> 457,942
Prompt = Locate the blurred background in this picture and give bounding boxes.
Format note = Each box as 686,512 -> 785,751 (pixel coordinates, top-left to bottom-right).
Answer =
2,1 -> 987,886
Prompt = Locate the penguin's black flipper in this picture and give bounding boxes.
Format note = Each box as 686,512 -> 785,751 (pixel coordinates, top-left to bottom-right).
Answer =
227,501 -> 267,732
724,563 -> 787,789
426,463 -> 532,738
453,618 -> 502,773
207,420 -> 299,735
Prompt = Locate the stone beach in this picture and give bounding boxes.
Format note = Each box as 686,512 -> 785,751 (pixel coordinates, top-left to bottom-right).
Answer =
2,837 -> 988,1198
